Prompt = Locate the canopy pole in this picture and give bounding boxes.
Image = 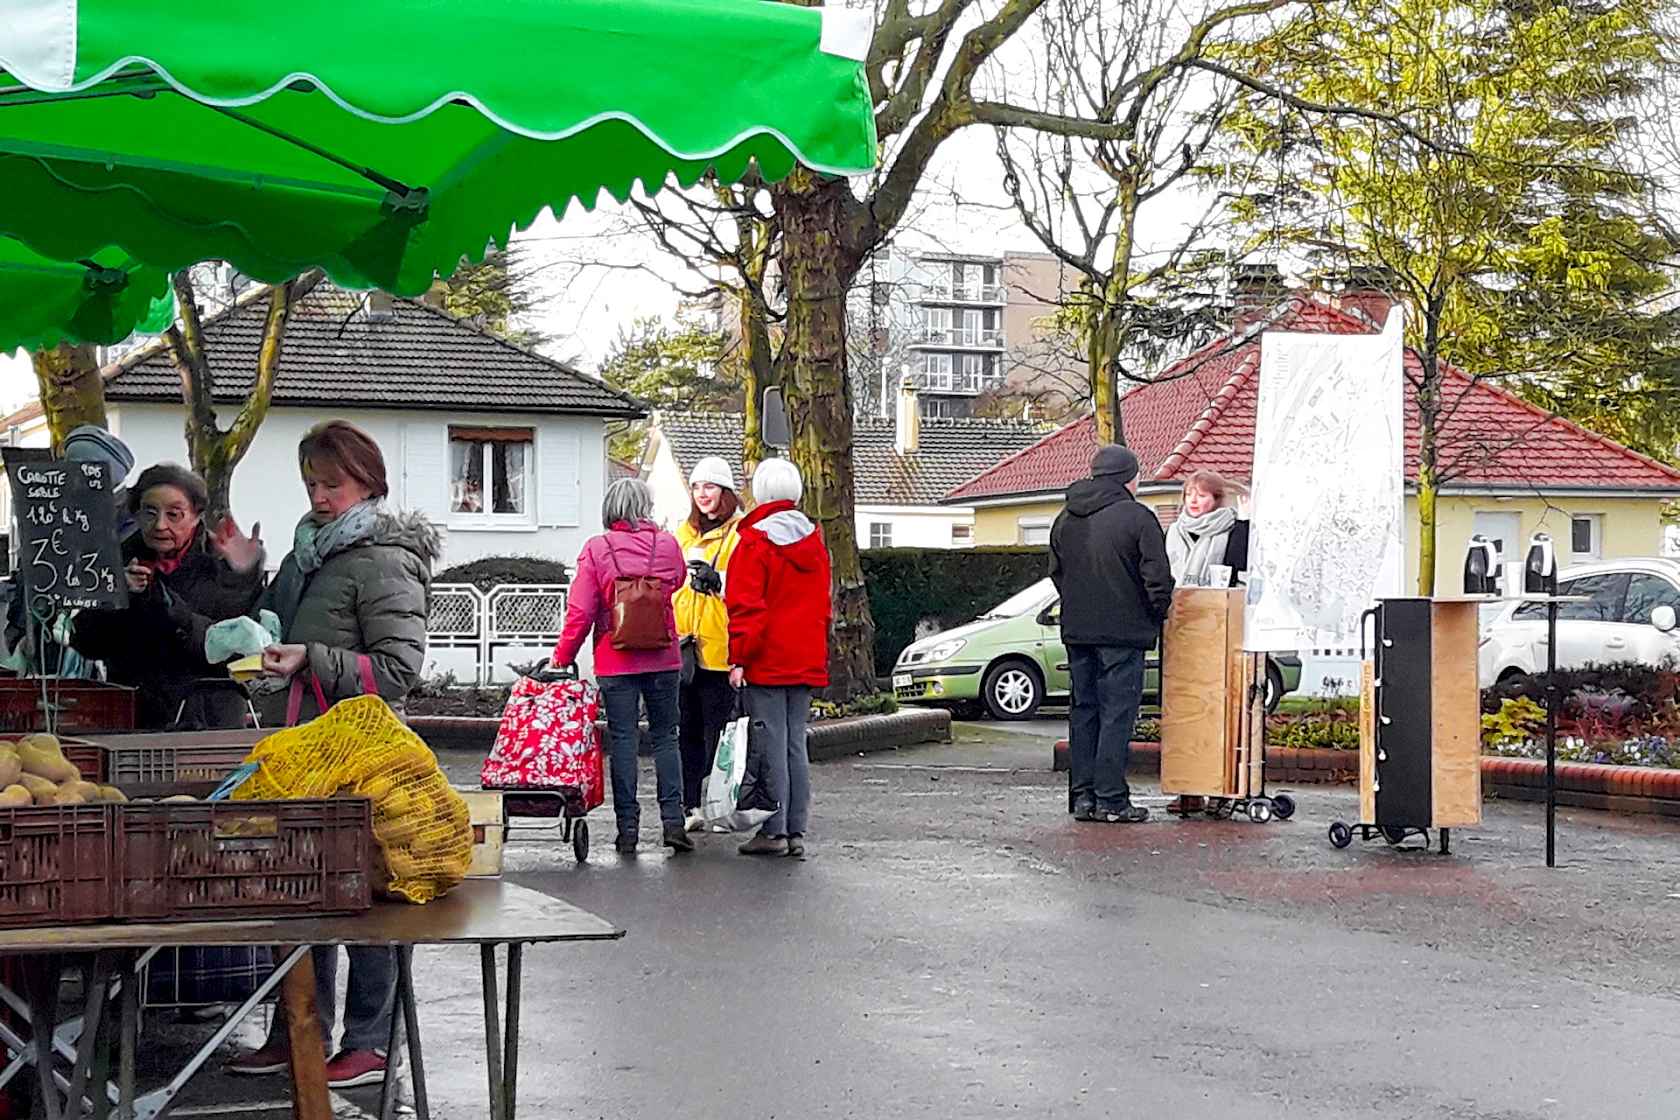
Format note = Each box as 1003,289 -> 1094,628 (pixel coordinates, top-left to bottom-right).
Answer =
206,105 -> 420,199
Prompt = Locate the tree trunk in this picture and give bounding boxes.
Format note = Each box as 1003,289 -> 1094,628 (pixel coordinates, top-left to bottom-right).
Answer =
168,271 -> 319,517
1087,179 -> 1138,446
1415,337 -> 1442,597
1088,300 -> 1124,446
738,288 -> 774,472
772,169 -> 878,700
31,344 -> 106,454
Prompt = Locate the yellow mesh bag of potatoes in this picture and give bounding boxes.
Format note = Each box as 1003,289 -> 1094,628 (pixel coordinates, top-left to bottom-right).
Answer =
235,695 -> 472,903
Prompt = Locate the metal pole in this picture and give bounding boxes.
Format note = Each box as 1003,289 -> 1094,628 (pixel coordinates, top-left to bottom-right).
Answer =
1546,599 -> 1559,868
481,945 -> 505,1120
118,955 -> 137,1120
504,944 -> 522,1120
29,956 -> 63,1120
398,948 -> 430,1120
377,962 -> 406,1120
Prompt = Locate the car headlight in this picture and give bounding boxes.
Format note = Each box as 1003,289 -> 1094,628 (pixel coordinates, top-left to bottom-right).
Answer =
921,638 -> 966,663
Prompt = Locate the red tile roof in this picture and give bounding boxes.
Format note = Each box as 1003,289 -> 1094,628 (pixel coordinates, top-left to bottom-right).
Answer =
946,297 -> 1680,501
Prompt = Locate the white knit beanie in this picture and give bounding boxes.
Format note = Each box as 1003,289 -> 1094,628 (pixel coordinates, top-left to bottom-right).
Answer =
688,455 -> 736,491
751,457 -> 803,504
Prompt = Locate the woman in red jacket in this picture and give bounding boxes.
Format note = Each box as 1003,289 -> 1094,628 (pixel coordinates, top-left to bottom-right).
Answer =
726,457 -> 832,858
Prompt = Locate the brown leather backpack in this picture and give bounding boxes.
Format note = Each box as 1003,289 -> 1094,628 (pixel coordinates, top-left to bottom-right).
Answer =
603,528 -> 674,651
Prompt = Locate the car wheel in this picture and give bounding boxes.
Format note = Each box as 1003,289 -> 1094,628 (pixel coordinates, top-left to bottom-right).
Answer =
982,660 -> 1044,721
1264,660 -> 1285,714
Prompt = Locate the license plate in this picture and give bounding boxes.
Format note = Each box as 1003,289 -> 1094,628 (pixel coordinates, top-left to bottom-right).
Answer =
892,674 -> 913,689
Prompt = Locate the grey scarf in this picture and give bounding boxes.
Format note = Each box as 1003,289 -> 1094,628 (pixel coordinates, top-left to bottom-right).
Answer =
1167,507 -> 1239,587
270,499 -> 388,632
293,499 -> 385,574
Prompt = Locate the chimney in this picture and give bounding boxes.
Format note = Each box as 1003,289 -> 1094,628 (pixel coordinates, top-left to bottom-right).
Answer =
1231,263 -> 1284,330
895,375 -> 921,455
367,290 -> 398,323
1335,266 -> 1398,328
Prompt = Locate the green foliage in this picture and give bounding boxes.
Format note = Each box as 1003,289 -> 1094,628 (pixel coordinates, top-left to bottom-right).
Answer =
599,308 -> 739,462
1265,711 -> 1360,751
435,554 -> 570,590
436,248 -> 546,351
810,692 -> 900,721
1481,696 -> 1548,751
1276,696 -> 1359,717
1220,0 -> 1680,529
861,547 -> 1049,676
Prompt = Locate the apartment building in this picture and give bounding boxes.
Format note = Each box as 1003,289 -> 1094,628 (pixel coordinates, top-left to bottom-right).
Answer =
850,248 -> 1082,420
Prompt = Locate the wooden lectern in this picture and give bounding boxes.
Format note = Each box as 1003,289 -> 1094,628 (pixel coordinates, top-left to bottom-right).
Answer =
1160,587 -> 1267,802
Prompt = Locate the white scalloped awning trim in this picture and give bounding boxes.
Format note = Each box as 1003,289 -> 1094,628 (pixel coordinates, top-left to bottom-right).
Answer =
819,6 -> 871,62
0,0 -> 77,92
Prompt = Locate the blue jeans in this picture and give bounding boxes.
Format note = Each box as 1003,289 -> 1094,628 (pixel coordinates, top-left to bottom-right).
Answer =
263,945 -> 394,1055
744,685 -> 811,837
598,671 -> 684,836
1067,645 -> 1145,810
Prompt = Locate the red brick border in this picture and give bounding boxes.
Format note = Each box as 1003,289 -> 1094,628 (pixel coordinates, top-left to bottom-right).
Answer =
1049,740 -> 1356,784
1049,740 -> 1680,817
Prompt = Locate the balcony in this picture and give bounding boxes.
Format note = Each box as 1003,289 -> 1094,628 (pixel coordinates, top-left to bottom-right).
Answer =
909,326 -> 1004,348
917,282 -> 1007,305
913,371 -> 1006,397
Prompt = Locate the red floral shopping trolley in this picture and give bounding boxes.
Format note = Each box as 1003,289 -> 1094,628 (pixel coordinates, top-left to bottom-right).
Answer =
480,666 -> 604,862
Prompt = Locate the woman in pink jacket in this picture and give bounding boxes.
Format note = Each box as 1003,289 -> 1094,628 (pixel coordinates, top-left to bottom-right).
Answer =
553,479 -> 691,855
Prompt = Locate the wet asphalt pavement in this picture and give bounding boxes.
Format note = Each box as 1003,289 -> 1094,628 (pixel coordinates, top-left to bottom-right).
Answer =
151,717 -> 1680,1118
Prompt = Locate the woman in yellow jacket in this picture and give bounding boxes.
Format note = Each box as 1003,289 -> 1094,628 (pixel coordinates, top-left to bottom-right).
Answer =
675,456 -> 744,829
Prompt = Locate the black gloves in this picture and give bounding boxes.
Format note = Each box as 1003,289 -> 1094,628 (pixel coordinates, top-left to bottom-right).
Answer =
688,560 -> 723,596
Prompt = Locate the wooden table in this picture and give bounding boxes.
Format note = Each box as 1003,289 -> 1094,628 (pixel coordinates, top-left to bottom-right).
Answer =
0,879 -> 622,1120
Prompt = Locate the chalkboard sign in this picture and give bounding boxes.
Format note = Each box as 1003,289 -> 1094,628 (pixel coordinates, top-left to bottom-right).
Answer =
6,458 -> 128,611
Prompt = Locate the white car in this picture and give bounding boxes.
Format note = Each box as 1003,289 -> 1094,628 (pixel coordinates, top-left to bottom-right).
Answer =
1478,558 -> 1680,687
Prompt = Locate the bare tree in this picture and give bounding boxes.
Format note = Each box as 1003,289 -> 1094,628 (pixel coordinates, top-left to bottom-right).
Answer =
165,269 -> 325,516
617,0 -> 1293,696
993,0 -> 1293,444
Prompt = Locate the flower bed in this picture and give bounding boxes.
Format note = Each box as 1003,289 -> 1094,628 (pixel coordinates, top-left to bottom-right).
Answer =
1483,686 -> 1680,769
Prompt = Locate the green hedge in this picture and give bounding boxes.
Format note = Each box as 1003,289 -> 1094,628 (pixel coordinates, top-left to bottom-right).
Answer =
862,547 -> 1049,676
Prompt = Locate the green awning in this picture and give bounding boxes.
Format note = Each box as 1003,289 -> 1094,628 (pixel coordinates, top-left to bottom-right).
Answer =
0,238 -> 172,353
0,0 -> 876,296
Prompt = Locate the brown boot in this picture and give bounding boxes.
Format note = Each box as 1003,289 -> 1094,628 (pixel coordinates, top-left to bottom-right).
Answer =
739,833 -> 788,856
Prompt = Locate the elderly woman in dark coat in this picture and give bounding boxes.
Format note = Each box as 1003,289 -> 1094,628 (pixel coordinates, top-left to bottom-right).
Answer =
71,464 -> 266,729
229,419 -> 439,1089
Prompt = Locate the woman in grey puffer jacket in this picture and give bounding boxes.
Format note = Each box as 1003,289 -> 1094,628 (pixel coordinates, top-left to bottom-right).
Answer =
229,419 -> 439,1089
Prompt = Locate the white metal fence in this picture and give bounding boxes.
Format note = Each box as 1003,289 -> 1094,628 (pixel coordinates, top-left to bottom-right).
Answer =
426,582 -> 569,685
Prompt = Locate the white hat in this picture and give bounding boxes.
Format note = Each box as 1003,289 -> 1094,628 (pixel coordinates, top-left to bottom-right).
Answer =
689,456 -> 736,491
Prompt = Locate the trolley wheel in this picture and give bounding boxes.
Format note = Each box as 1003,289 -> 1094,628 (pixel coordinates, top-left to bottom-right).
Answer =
1247,800 -> 1273,824
1328,821 -> 1353,849
1270,793 -> 1296,820
1381,825 -> 1408,846
572,819 -> 590,863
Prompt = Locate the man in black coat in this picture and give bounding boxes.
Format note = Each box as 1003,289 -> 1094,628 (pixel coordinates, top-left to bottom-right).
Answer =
1049,444 -> 1175,822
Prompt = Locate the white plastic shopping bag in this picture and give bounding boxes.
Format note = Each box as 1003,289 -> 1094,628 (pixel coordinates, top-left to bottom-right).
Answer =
700,714 -> 774,832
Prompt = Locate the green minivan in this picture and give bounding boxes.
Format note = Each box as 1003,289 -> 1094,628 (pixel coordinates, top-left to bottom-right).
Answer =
890,578 -> 1301,720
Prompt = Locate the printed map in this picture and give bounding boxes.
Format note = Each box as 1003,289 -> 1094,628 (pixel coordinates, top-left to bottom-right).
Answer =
1245,310 -> 1406,651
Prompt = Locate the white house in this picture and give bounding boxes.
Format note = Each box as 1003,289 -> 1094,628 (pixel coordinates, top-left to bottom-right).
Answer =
640,382 -> 1048,546
83,287 -> 644,572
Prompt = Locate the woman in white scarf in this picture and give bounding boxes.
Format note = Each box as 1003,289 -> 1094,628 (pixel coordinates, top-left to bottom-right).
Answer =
1166,471 -> 1249,587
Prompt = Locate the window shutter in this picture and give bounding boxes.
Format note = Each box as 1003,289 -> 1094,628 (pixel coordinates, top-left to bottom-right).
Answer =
538,429 -> 581,527
402,422 -> 450,522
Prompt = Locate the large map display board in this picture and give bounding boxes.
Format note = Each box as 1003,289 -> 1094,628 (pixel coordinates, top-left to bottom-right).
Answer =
1245,309 -> 1405,652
